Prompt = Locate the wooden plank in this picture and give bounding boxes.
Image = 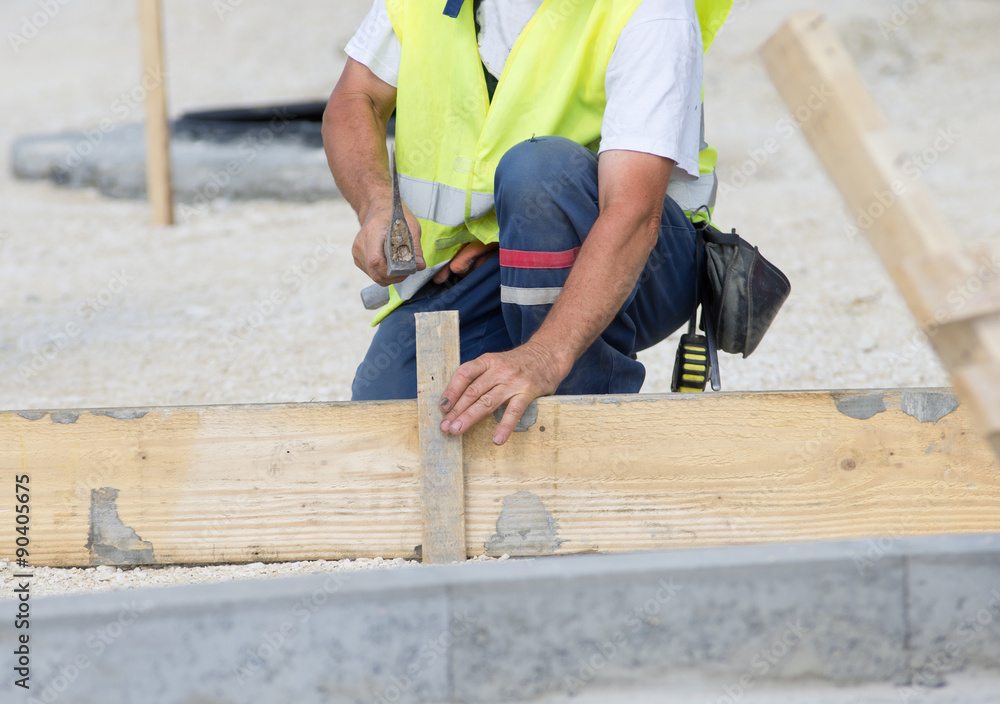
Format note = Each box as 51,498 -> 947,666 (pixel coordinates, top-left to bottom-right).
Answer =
761,14 -> 1000,449
952,362 -> 1000,459
900,244 -> 1000,326
0,389 -> 996,567
415,311 -> 466,564
760,12 -> 959,279
137,0 -> 174,226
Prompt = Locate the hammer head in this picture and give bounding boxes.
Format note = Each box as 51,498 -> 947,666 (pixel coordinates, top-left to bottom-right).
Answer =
385,148 -> 418,277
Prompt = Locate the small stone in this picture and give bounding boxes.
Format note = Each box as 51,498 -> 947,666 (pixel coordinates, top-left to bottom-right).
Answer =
858,335 -> 878,352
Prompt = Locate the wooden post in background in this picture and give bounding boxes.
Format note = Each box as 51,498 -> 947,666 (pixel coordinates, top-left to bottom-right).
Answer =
137,0 -> 174,226
415,311 -> 467,564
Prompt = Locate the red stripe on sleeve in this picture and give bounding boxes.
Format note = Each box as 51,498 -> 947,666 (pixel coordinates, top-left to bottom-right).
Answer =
499,247 -> 581,269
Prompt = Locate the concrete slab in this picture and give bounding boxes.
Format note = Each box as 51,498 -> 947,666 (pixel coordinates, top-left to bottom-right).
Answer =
449,558 -> 905,702
907,551 -> 1000,686
3,534 -> 999,704
5,572 -> 450,704
501,669 -> 1000,704
10,117 -> 341,204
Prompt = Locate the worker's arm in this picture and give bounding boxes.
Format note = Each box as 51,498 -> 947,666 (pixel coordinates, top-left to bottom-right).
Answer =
323,58 -> 424,286
439,149 -> 674,444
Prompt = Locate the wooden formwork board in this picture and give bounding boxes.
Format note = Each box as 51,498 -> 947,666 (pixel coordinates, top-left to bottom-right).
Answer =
1,389 -> 995,567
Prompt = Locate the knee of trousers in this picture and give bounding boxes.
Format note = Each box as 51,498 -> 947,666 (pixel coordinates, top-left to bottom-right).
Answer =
495,137 -> 597,253
496,137 -> 596,206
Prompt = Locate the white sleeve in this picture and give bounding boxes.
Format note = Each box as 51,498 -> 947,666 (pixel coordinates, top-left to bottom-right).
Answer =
344,0 -> 402,88
600,0 -> 704,181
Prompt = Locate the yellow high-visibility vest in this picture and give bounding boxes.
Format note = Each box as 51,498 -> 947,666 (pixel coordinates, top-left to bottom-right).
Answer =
376,0 -> 733,323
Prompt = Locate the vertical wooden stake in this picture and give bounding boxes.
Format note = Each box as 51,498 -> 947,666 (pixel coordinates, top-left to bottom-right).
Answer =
137,0 -> 174,226
415,311 -> 466,564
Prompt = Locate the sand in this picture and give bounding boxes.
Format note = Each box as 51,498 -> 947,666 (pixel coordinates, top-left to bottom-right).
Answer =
1,0 -> 997,594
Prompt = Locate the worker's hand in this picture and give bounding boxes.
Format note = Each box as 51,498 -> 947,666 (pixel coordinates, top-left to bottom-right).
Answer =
353,197 -> 424,286
438,340 -> 570,446
432,241 -> 500,284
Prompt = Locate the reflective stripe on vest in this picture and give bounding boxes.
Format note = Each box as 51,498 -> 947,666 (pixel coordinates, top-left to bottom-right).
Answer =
668,171 -> 719,212
398,173 -> 494,228
401,154 -> 718,226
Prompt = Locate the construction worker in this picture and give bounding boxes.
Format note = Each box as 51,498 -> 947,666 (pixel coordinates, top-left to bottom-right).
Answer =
324,0 -> 731,444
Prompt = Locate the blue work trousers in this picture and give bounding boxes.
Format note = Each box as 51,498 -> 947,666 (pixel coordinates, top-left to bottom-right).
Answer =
351,136 -> 697,401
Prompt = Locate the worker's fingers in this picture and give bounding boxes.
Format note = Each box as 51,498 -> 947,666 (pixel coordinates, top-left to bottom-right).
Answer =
440,381 -> 508,437
431,242 -> 500,285
352,229 -> 390,285
352,205 -> 414,286
363,240 -> 407,286
493,395 -> 532,446
433,266 -> 451,285
438,344 -> 563,439
451,242 -> 499,276
438,357 -> 490,419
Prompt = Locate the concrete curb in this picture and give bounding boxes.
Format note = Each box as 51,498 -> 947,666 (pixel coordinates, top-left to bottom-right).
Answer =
3,534 -> 999,703
10,121 -> 341,204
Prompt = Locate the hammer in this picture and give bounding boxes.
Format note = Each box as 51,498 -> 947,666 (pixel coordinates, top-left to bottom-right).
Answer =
361,148 -> 450,310
384,147 -> 417,278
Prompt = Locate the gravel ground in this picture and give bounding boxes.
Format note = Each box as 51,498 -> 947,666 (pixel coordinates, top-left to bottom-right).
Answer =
0,558 -> 414,599
1,0 -> 997,595
0,556 -> 509,600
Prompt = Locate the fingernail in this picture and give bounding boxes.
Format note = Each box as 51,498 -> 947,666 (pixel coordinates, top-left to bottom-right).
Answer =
439,398 -> 450,410
449,421 -> 463,433
493,434 -> 504,445
440,420 -> 450,433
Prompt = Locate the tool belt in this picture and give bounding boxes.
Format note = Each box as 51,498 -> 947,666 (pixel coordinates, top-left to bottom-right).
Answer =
672,219 -> 791,392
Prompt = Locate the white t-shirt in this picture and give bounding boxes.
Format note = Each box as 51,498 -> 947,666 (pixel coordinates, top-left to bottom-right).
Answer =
345,0 -> 704,180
